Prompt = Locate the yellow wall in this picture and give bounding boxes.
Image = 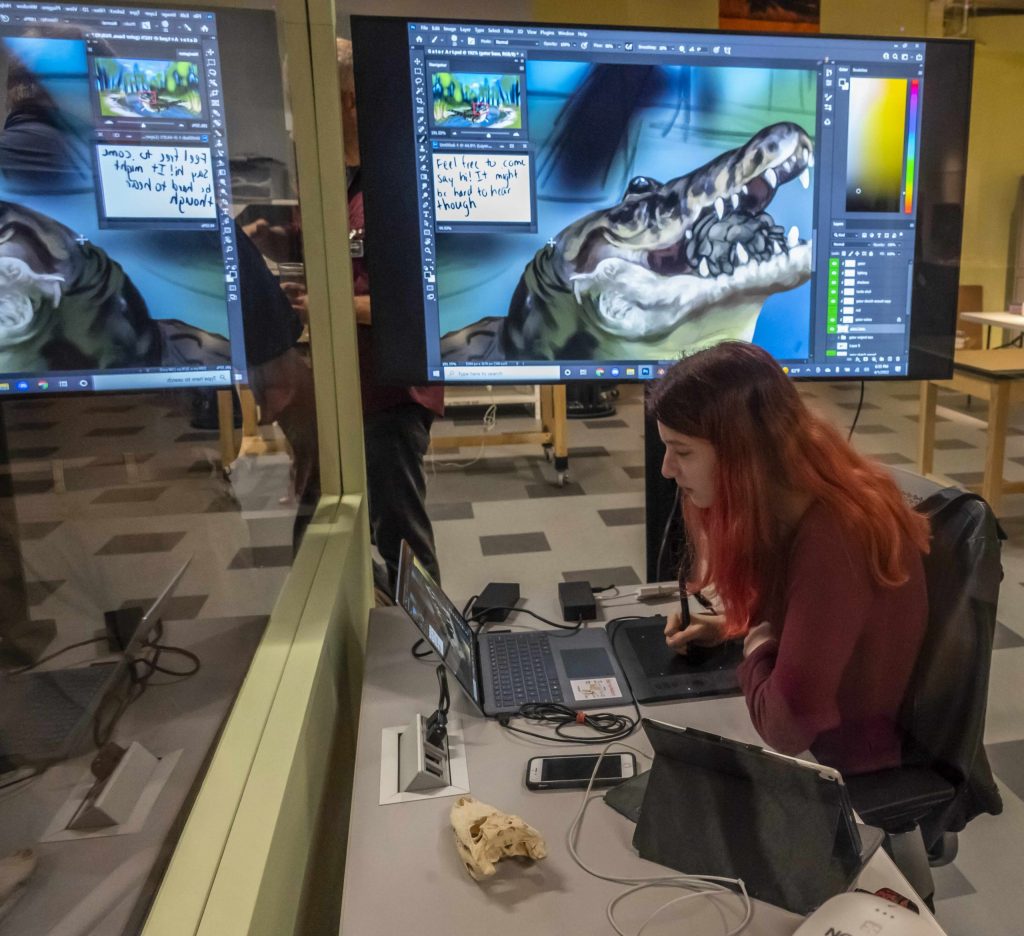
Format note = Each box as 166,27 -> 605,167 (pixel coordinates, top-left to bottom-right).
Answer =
532,0 -> 716,29
821,0 -> 929,37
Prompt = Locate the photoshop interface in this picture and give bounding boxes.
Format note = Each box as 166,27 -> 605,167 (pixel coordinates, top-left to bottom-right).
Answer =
407,21 -> 927,381
0,3 -> 240,394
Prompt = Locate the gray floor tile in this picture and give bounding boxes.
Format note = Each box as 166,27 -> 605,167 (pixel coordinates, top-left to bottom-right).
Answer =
851,424 -> 895,434
525,481 -> 586,498
17,521 -> 63,540
584,419 -> 628,429
229,546 -> 295,569
118,594 -> 209,619
984,739 -> 1024,802
598,507 -> 646,527
25,580 -> 63,606
9,421 -> 56,431
428,502 -> 475,521
932,862 -> 977,901
934,438 -> 977,450
562,566 -> 641,587
85,426 -> 145,437
946,471 -> 985,487
175,431 -> 219,443
622,466 -> 646,479
838,401 -> 880,410
873,452 -> 914,466
85,404 -> 139,414
891,392 -> 923,401
8,446 -> 59,460
480,532 -> 550,556
568,446 -> 611,458
994,621 -> 1024,650
905,414 -> 951,423
92,486 -> 168,504
12,477 -> 54,495
205,493 -> 244,512
97,531 -> 187,555
461,457 -> 520,475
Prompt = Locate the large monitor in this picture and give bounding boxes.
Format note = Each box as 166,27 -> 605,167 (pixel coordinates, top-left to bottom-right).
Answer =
0,4 -> 247,395
352,16 -> 973,383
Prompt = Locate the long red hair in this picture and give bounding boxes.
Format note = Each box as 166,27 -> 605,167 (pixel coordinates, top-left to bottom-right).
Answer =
647,342 -> 930,636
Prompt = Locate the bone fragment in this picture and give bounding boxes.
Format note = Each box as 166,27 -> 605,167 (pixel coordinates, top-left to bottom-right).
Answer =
450,796 -> 547,881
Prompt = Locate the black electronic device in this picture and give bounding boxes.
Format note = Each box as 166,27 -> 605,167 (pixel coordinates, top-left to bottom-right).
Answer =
526,752 -> 637,791
353,15 -> 973,386
558,580 -> 597,623
472,583 -> 520,623
606,615 -> 742,703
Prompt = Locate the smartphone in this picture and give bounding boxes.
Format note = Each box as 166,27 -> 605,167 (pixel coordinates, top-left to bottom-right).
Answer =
525,752 -> 637,791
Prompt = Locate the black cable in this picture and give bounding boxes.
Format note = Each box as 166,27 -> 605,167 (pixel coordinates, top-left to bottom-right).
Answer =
138,644 -> 201,678
468,605 -> 583,632
0,767 -> 42,791
847,380 -> 866,440
4,636 -> 108,676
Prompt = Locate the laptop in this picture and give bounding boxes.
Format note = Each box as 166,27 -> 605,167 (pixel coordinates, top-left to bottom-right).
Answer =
395,541 -> 631,717
0,557 -> 192,771
631,719 -> 885,915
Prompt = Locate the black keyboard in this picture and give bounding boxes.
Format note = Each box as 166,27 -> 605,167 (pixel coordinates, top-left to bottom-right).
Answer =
487,632 -> 563,710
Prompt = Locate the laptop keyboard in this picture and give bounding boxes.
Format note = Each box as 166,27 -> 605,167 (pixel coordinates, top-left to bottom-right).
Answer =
487,632 -> 563,710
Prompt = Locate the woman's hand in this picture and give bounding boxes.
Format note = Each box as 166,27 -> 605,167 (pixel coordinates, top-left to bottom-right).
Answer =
664,611 -> 728,655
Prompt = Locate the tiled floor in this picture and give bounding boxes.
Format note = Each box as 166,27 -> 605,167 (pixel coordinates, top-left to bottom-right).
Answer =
427,381 -> 1024,936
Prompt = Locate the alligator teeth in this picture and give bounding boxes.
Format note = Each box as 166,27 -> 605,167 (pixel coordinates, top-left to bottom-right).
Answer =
799,168 -> 810,189
773,240 -> 782,254
714,197 -> 725,220
685,229 -> 693,240
731,193 -> 740,209
787,225 -> 800,247
765,167 -> 777,189
699,258 -> 710,277
735,243 -> 749,265
804,147 -> 814,168
742,184 -> 749,195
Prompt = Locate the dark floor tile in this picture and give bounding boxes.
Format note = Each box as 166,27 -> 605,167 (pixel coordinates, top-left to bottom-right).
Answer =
563,566 -> 641,587
229,546 -> 295,569
985,739 -> 1024,802
9,421 -> 56,431
850,424 -> 895,435
524,481 -> 586,498
945,471 -> 985,487
175,431 -> 219,443
873,452 -> 914,466
1007,427 -> 1024,437
905,414 -> 950,423
12,477 -> 54,495
25,580 -> 63,606
427,501 -> 475,521
891,392 -> 922,401
97,531 -> 186,555
187,459 -> 222,474
933,438 -> 977,450
837,401 -> 880,410
567,446 -> 610,458
622,466 -> 646,479
17,521 -> 63,540
85,426 -> 145,437
92,486 -> 168,504
85,404 -> 138,414
462,457 -> 519,476
479,532 -> 550,556
994,621 -> 1024,650
931,862 -> 977,901
598,507 -> 645,527
8,446 -> 59,460
118,594 -> 208,619
205,493 -> 243,512
583,419 -> 628,429
85,453 -> 155,468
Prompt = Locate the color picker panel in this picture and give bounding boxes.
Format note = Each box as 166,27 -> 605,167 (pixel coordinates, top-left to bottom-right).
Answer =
845,77 -> 908,213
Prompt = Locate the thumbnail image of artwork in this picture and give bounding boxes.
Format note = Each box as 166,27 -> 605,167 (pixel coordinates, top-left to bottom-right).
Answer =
432,72 -> 521,129
437,62 -> 817,364
94,57 -> 202,119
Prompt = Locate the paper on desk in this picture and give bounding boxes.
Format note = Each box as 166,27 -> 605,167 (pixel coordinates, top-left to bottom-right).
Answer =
570,677 -> 621,702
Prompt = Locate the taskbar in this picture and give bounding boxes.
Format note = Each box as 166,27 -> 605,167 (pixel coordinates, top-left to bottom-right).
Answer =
0,369 -> 237,395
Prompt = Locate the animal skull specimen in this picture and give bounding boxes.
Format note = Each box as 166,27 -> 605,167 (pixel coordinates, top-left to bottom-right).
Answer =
450,796 -> 547,880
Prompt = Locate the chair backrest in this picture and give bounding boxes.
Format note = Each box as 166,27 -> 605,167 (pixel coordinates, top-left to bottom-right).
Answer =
902,487 -> 1005,842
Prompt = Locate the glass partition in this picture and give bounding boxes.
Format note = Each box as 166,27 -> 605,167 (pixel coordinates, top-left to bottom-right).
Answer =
0,4 -> 329,932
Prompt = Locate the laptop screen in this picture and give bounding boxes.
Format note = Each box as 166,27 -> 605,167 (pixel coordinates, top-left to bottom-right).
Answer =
395,542 -> 484,713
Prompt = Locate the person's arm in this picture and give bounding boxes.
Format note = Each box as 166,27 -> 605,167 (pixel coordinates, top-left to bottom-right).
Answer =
737,520 -> 874,756
354,294 -> 371,325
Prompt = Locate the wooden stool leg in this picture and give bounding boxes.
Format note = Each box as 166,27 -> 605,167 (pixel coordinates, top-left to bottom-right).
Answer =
917,381 -> 937,477
217,389 -> 239,467
983,381 -> 1010,515
552,384 -> 568,459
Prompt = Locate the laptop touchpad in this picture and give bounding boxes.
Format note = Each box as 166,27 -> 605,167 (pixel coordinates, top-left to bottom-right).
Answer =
560,647 -> 615,678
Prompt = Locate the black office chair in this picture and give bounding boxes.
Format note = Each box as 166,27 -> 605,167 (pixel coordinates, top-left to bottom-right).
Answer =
845,471 -> 1005,908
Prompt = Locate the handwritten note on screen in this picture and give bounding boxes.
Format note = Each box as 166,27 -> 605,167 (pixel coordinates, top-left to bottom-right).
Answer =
96,145 -> 216,221
432,153 -> 532,224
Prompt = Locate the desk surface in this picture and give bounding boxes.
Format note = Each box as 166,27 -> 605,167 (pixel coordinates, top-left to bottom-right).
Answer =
951,347 -> 1024,378
340,606 -> 946,936
959,311 -> 1024,329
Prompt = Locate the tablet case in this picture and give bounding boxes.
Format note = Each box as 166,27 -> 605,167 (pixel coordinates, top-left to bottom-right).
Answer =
605,616 -> 742,703
631,719 -> 884,915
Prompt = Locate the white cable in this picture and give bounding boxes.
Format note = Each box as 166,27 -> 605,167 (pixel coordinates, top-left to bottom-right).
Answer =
567,742 -> 753,936
428,399 -> 498,469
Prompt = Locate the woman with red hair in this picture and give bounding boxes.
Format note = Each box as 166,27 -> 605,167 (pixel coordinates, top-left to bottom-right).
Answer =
648,341 -> 930,775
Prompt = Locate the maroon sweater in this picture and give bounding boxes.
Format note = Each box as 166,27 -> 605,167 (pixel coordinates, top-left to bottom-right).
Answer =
736,502 -> 928,775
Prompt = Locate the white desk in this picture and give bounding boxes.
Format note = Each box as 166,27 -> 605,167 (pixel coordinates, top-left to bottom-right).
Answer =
959,311 -> 1024,349
339,606 -> 946,936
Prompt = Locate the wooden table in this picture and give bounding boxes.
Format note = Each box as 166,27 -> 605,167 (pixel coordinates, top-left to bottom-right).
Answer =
918,348 -> 1024,514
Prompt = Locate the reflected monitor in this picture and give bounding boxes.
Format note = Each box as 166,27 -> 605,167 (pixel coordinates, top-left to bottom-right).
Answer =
0,6 -> 248,395
352,16 -> 973,383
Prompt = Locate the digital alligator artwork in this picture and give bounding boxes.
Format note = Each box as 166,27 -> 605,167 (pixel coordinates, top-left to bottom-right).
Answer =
440,121 -> 814,362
